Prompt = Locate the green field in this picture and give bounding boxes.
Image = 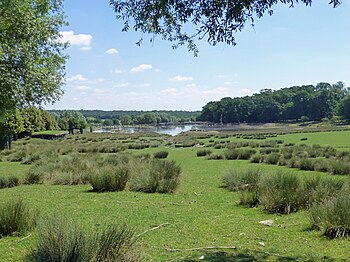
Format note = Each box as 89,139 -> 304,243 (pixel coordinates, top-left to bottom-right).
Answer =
1,130 -> 350,261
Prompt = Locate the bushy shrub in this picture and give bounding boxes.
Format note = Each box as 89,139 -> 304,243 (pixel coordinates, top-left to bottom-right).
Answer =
239,190 -> 260,207
129,159 -> 181,194
310,194 -> 350,238
330,160 -> 350,175
7,150 -> 27,162
25,169 -> 44,184
89,165 -> 130,192
0,199 -> 35,236
0,177 -> 8,189
264,153 -> 280,165
153,151 -> 169,159
224,149 -> 239,160
196,149 -> 212,157
314,159 -> 330,173
90,224 -> 138,261
259,172 -> 306,214
259,148 -> 279,154
298,158 -> 315,171
7,176 -> 19,188
21,153 -> 42,165
222,168 -> 262,192
29,215 -> 85,262
206,153 -> 224,160
224,148 -> 256,160
250,153 -> 263,163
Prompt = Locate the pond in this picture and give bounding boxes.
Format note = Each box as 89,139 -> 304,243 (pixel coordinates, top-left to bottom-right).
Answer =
93,124 -> 205,136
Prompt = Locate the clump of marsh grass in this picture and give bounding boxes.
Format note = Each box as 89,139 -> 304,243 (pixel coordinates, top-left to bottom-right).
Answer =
258,171 -> 306,214
28,215 -> 139,262
206,153 -> 224,160
310,194 -> 350,239
28,215 -> 85,262
0,199 -> 36,237
89,224 -> 138,261
89,164 -> 130,192
222,168 -> 262,192
196,149 -> 212,157
153,150 -> 169,159
129,159 -> 181,194
224,148 -> 256,160
222,168 -> 262,207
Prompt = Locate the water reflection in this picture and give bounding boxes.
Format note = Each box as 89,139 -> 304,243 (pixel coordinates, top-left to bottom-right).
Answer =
93,125 -> 201,136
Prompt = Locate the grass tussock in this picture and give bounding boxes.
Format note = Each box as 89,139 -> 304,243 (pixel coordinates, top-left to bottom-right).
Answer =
196,149 -> 212,157
259,172 -> 306,214
153,150 -> 169,159
89,164 -> 130,192
0,199 -> 36,237
28,215 -> 139,262
129,159 -> 181,194
310,194 -> 350,239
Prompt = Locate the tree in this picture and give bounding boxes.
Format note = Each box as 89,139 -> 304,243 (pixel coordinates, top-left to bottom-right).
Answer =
57,111 -> 87,134
0,110 -> 24,149
110,0 -> 341,55
337,95 -> 350,122
0,0 -> 67,113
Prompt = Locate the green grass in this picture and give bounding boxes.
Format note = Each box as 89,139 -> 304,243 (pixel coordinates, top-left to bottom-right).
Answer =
198,130 -> 350,150
2,132 -> 350,260
32,130 -> 66,135
0,162 -> 30,180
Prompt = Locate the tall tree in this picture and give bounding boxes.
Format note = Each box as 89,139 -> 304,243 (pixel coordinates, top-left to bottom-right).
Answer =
110,0 -> 341,55
0,0 -> 67,113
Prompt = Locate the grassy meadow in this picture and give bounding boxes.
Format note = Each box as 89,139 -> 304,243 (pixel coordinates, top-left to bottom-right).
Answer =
1,129 -> 350,261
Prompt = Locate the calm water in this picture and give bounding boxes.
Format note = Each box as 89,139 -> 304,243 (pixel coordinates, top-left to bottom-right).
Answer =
94,124 -> 203,136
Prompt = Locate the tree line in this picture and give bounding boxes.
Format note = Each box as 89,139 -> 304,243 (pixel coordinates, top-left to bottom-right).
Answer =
49,110 -> 200,126
198,82 -> 350,123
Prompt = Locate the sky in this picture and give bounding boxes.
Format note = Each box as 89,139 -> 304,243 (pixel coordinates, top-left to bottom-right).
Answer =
46,0 -> 350,111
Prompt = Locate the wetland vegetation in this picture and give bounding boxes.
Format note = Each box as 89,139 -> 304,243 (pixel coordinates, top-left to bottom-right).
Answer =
2,126 -> 350,261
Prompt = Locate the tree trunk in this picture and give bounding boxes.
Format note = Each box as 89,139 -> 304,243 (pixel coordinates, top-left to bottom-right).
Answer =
7,135 -> 12,150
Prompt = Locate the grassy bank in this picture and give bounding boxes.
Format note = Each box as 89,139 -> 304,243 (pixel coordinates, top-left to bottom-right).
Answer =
1,130 -> 350,261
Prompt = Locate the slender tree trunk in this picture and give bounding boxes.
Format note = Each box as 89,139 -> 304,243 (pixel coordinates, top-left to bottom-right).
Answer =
7,135 -> 12,150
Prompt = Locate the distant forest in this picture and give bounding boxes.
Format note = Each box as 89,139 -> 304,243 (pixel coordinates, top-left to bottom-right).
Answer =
48,110 -> 200,125
198,82 -> 350,123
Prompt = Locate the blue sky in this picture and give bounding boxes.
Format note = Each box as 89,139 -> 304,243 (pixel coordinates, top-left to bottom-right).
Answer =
46,0 -> 350,111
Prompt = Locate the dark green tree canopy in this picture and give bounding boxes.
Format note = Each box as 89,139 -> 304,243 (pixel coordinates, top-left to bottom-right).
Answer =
198,82 -> 349,123
0,0 -> 67,113
110,0 -> 341,55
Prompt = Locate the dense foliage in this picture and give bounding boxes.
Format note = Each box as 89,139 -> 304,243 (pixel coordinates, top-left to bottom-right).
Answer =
0,107 -> 58,149
198,82 -> 349,123
0,0 -> 67,113
49,110 -> 200,125
110,0 -> 341,54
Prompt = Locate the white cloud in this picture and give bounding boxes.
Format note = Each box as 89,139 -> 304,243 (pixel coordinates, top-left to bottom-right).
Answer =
106,48 -> 119,55
66,74 -> 87,82
97,78 -> 105,82
203,87 -> 229,95
169,75 -> 194,82
130,64 -> 153,73
60,31 -> 92,49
